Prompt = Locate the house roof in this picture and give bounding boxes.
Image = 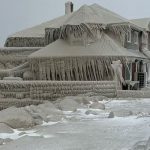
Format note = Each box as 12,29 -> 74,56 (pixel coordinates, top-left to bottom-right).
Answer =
29,33 -> 146,59
63,4 -> 128,25
131,18 -> 150,31
8,4 -> 129,39
10,14 -> 72,38
90,4 -> 128,24
62,5 -> 106,25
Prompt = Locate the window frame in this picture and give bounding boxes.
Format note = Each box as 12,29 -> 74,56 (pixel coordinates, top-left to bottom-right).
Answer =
142,32 -> 148,50
133,31 -> 139,44
127,31 -> 131,43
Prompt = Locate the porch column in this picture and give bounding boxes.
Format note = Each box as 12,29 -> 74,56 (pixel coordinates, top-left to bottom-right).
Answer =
147,63 -> 150,82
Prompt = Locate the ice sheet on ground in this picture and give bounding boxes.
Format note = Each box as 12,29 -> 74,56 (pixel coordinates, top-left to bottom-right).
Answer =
0,98 -> 150,150
42,121 -> 58,126
0,128 -> 54,140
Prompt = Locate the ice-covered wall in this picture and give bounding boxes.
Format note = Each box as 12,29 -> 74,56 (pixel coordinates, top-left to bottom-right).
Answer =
117,90 -> 150,98
0,81 -> 117,100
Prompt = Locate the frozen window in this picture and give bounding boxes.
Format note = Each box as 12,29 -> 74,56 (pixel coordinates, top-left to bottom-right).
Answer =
142,32 -> 148,50
134,31 -> 138,44
127,31 -> 131,42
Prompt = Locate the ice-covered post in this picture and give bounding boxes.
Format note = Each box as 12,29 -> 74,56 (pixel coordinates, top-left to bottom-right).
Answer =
111,60 -> 125,90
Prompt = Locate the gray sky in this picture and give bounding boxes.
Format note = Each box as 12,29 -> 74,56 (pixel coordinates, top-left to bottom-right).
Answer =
0,0 -> 150,46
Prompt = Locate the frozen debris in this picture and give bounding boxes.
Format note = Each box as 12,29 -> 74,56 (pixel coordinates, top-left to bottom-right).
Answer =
24,102 -> 64,124
56,98 -> 82,111
24,105 -> 48,124
108,111 -> 115,118
89,96 -> 109,102
56,96 -> 90,105
73,96 -> 91,105
0,123 -> 14,134
0,107 -> 35,129
55,95 -> 109,107
0,101 -> 64,129
18,132 -> 26,136
85,110 -> 99,115
37,102 -> 64,122
113,110 -> 133,117
89,102 -> 105,110
137,112 -> 150,118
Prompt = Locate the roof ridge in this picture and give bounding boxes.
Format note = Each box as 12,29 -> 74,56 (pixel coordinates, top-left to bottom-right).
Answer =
131,17 -> 150,20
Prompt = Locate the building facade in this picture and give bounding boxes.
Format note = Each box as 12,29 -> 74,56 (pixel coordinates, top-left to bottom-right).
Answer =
0,2 -> 150,90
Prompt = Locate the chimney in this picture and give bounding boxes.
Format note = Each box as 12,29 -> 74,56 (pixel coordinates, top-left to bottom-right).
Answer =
65,1 -> 73,14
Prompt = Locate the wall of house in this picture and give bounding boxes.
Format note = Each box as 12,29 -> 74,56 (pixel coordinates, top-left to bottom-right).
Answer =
124,30 -> 140,50
5,37 -> 45,47
45,28 -> 60,45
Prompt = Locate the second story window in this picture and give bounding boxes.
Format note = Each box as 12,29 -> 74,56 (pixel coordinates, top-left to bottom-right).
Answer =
127,31 -> 131,42
133,31 -> 139,44
142,32 -> 148,50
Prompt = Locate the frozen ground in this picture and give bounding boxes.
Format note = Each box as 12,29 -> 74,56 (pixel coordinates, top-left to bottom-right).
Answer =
0,98 -> 150,150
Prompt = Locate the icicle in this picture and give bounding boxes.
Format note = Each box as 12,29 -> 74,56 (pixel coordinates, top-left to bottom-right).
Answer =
82,59 -> 88,81
49,59 -> 55,80
65,60 -> 71,81
86,60 -> 92,81
46,60 -> 50,80
90,59 -> 97,81
29,56 -> 128,81
77,58 -> 84,81
95,58 -> 100,81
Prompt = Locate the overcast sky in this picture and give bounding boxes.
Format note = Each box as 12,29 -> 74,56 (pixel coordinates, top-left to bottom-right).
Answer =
0,0 -> 150,46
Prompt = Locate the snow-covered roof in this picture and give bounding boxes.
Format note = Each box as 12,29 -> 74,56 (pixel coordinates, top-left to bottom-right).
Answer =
131,18 -> 150,31
29,33 -> 146,59
8,4 -> 129,39
10,14 -> 71,38
63,4 -> 128,26
90,4 -> 128,24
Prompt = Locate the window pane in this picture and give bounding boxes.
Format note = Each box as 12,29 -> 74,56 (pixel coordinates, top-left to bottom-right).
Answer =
134,31 -> 138,44
127,31 -> 131,42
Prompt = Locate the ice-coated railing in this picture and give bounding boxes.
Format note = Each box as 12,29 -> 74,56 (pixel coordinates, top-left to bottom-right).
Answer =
0,81 -> 117,100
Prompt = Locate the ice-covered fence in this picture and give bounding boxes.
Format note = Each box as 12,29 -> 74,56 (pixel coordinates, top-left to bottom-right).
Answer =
0,81 -> 31,99
30,81 -> 117,100
0,81 -> 117,100
117,90 -> 150,98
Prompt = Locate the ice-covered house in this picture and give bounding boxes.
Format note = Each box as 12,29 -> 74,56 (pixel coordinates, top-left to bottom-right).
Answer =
23,4 -> 149,88
0,2 -> 149,103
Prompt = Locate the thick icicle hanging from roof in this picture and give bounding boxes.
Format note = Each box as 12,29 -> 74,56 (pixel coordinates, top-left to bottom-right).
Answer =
29,56 -> 128,81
